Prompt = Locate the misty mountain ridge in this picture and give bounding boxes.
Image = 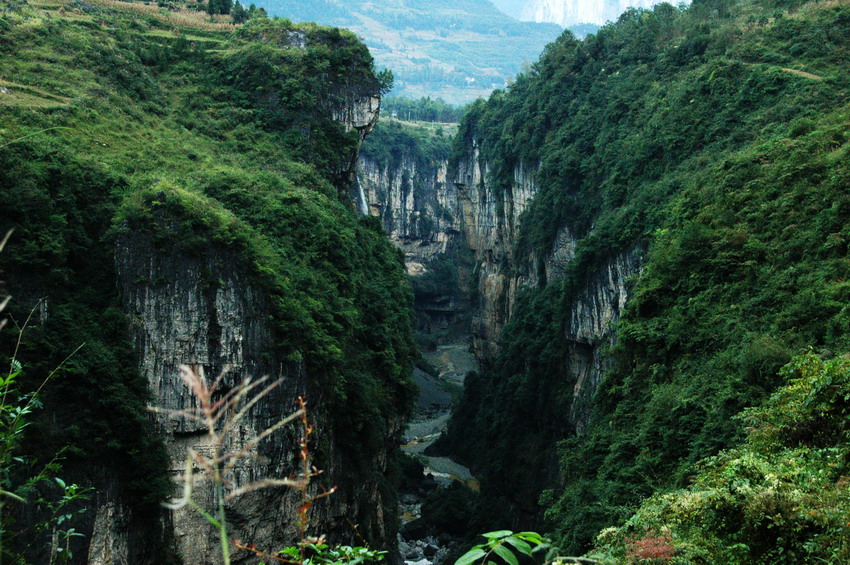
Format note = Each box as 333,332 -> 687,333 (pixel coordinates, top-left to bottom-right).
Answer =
522,0 -> 683,26
266,0 -> 684,103
266,0 -> 567,103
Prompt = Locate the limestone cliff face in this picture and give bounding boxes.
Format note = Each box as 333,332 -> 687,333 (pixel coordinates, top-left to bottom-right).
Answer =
452,143 -> 541,364
332,92 -> 381,185
358,127 -> 642,432
332,93 -> 381,137
453,138 -> 643,428
357,153 -> 459,272
357,145 -> 471,340
88,234 -> 399,564
419,136 -> 645,523
88,89 -> 393,565
109,236 -> 302,564
564,248 -> 643,433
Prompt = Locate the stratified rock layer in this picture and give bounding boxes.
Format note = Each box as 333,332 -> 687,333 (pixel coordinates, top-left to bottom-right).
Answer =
358,145 -> 472,341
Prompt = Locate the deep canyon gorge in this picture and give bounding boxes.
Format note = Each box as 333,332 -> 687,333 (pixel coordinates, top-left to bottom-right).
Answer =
2,0 -> 850,562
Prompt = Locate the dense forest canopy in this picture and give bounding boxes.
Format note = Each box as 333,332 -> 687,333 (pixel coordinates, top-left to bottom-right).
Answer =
440,0 -> 850,560
1,0 -> 850,561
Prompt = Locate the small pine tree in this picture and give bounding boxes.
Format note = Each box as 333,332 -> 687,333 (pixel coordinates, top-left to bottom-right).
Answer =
231,1 -> 247,23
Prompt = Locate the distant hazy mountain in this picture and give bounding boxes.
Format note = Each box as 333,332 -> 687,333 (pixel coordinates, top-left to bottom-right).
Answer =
488,0 -> 529,19
522,0 -> 679,26
266,0 -> 564,104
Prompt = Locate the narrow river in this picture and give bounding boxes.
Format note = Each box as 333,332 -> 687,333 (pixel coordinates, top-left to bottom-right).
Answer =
398,341 -> 478,565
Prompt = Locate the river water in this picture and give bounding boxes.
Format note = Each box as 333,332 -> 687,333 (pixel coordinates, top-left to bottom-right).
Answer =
397,342 -> 478,565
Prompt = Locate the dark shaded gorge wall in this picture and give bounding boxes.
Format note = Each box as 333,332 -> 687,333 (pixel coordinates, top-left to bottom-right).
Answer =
428,0 -> 850,551
362,0 -> 850,552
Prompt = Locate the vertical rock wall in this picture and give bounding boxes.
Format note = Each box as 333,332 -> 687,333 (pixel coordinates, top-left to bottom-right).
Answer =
89,92 -> 394,565
452,143 -> 543,364
358,153 -> 460,270
446,137 -> 644,522
453,139 -> 643,427
111,236 -> 302,564
91,234 -> 400,564
357,147 -> 472,341
358,127 -> 643,435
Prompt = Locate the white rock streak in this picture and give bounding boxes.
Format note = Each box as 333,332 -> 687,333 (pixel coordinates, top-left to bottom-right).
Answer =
522,0 -> 672,27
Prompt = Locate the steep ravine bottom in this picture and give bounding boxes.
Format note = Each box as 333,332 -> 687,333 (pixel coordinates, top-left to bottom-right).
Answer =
397,341 -> 478,565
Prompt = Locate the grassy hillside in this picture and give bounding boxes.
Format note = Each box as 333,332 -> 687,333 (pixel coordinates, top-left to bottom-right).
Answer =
0,0 -> 415,558
440,0 -> 850,558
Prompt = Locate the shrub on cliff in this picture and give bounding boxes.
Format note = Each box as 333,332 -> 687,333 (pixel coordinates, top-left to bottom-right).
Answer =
592,351 -> 850,563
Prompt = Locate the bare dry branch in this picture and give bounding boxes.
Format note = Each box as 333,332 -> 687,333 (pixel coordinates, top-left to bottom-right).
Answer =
163,457 -> 195,510
0,229 -> 12,253
225,478 -> 304,501
222,408 -> 305,472
221,377 -> 284,436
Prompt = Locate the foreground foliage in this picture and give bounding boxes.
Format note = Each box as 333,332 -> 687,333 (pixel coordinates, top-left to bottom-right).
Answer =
594,352 -> 850,563
456,530 -> 549,565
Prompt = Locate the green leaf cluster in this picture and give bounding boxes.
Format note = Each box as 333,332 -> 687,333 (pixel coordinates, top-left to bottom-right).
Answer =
456,530 -> 548,565
592,352 -> 850,563
273,542 -> 387,565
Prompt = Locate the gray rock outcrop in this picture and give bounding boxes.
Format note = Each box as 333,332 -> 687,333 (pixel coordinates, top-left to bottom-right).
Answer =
357,142 -> 471,341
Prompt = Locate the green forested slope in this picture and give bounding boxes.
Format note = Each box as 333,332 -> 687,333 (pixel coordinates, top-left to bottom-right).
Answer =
0,0 -> 415,557
442,0 -> 850,558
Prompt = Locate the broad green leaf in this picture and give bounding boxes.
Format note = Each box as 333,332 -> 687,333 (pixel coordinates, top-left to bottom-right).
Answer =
493,544 -> 519,565
514,532 -> 543,544
503,537 -> 533,556
482,530 -> 513,539
455,548 -> 487,565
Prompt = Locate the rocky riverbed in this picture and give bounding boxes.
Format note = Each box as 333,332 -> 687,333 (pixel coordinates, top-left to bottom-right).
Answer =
397,342 -> 478,565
